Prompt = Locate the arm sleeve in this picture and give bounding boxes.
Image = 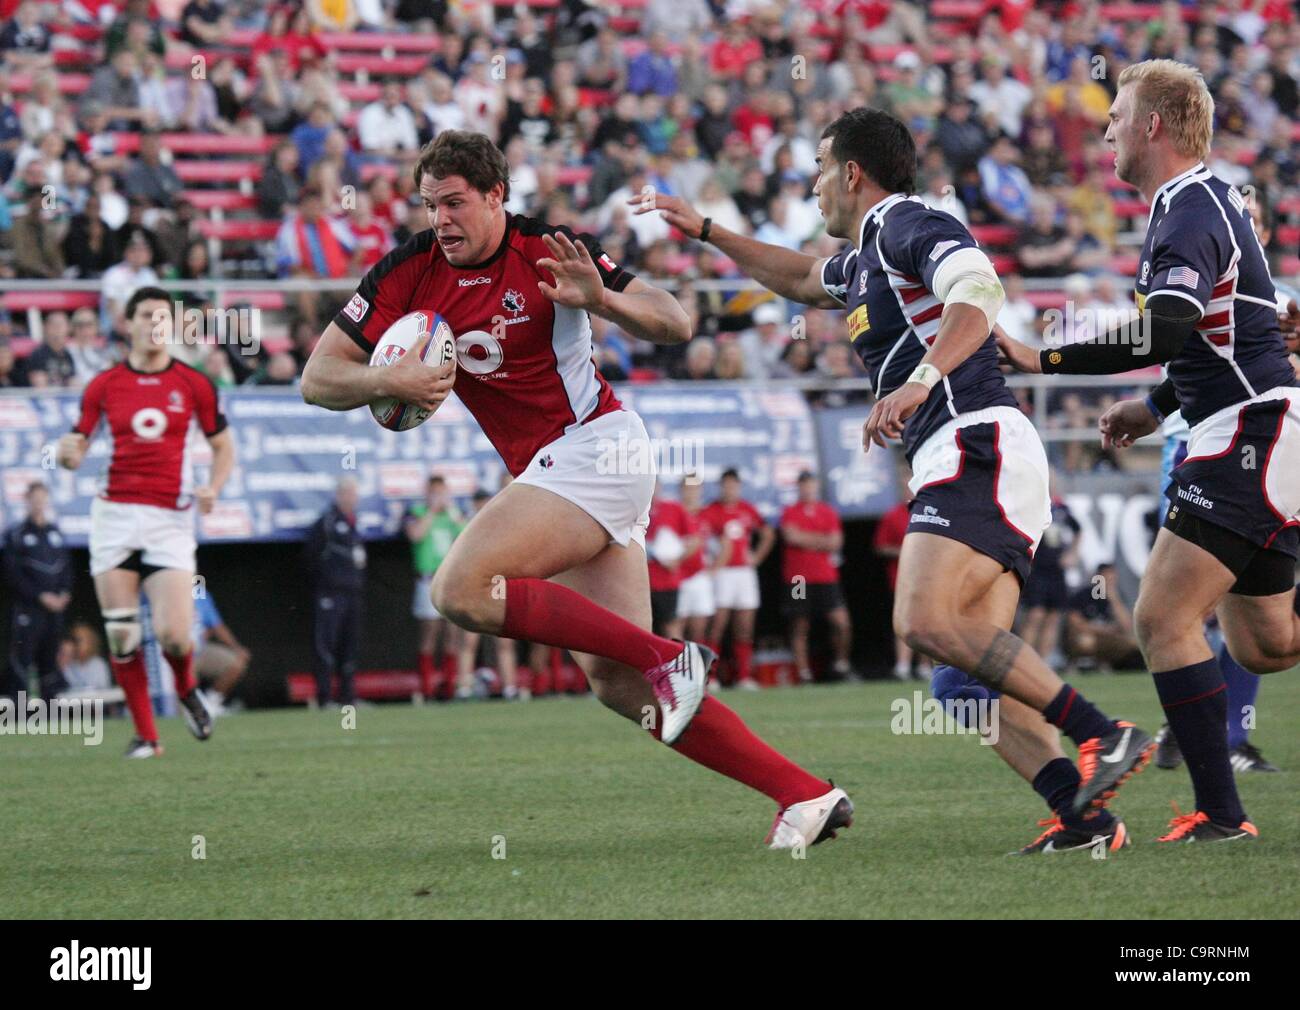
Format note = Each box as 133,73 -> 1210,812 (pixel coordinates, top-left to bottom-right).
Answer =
73,373 -> 105,438
818,247 -> 855,306
556,226 -> 636,292
332,235 -> 430,354
1148,376 -> 1181,418
880,209 -> 980,294
1039,292 -> 1201,374
193,371 -> 228,437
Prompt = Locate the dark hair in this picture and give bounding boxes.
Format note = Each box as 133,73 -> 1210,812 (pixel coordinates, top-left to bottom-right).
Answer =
427,475 -> 446,486
125,286 -> 170,320
820,107 -> 917,194
721,468 -> 741,482
413,130 -> 510,202
26,480 -> 47,495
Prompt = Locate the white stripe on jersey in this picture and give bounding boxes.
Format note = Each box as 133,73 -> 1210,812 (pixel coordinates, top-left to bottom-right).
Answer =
554,303 -> 602,429
1196,180 -> 1257,401
875,226 -> 957,418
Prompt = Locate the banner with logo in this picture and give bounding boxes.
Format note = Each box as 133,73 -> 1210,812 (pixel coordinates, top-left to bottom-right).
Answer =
0,385 -> 822,544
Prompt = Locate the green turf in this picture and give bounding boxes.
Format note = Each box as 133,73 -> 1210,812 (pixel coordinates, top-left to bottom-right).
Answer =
3,674 -> 1298,919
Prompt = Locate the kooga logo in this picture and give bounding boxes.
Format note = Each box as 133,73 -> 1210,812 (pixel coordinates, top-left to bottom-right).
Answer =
50,942 -> 151,990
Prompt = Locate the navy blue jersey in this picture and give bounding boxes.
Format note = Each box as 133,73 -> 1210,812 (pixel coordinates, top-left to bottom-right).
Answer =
1135,164 -> 1295,425
820,194 -> 1016,458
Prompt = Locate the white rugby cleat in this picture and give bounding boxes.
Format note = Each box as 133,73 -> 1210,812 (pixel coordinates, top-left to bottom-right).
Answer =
647,641 -> 715,745
766,785 -> 854,850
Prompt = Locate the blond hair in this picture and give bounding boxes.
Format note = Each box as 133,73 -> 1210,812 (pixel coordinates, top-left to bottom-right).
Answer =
1117,60 -> 1214,160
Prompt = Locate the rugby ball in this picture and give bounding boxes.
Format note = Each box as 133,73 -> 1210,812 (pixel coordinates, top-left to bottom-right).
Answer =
368,310 -> 457,431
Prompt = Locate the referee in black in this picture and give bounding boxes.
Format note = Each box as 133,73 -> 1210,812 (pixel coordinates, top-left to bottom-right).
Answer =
303,477 -> 367,708
3,481 -> 72,701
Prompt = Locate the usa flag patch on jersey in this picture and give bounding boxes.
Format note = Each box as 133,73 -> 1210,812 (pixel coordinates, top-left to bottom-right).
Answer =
1167,266 -> 1200,289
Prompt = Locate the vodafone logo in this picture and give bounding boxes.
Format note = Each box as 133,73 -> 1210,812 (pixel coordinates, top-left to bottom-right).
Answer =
458,276 -> 491,287
456,329 -> 503,375
131,407 -> 168,440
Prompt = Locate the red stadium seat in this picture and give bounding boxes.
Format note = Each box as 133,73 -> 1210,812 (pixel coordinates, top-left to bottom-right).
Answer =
360,162 -> 398,182
196,220 -> 281,241
175,161 -> 265,183
1111,199 -> 1150,219
335,53 -> 430,76
555,166 -> 593,186
969,224 -> 1019,248
7,72 -> 90,95
1026,291 -> 1068,310
989,253 -> 1016,275
318,32 -> 442,52
183,190 -> 259,212
1275,225 -> 1300,247
338,81 -> 383,102
2,291 -> 98,312
113,133 -> 277,156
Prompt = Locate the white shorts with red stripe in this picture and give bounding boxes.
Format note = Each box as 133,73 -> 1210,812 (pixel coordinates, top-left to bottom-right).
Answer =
1169,385 -> 1300,553
89,497 -> 196,578
907,405 -> 1051,583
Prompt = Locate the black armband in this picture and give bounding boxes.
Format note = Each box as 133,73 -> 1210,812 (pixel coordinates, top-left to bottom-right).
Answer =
1038,293 -> 1202,374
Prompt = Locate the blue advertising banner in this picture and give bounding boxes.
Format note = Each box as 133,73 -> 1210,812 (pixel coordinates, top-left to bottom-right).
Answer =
810,404 -> 902,518
0,384 -> 822,544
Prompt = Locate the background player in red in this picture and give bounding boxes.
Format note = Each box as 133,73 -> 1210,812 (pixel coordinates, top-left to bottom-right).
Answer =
700,468 -> 773,691
57,286 -> 235,757
674,474 -> 716,659
872,461 -> 923,680
300,131 -> 851,848
780,471 -> 853,684
645,480 -> 696,641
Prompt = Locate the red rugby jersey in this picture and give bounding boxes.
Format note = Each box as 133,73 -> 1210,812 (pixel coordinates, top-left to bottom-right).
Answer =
780,500 -> 841,585
698,499 -> 765,569
334,214 -> 635,476
74,359 -> 226,510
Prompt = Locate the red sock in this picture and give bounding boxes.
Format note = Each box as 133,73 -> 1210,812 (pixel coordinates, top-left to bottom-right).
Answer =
503,579 -> 680,673
164,648 -> 196,697
440,653 -> 458,683
651,697 -> 829,808
734,641 -> 754,683
417,652 -> 436,697
112,652 -> 158,743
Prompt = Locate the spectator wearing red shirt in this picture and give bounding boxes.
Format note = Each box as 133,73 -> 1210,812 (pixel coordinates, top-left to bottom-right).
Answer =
646,481 -> 699,639
872,461 -> 928,681
348,191 -> 393,272
780,472 -> 853,684
674,474 -> 715,649
699,469 -> 774,690
709,21 -> 762,80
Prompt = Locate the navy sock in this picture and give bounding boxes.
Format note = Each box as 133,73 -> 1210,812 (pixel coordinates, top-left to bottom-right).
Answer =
1042,685 -> 1113,746
1152,658 -> 1245,825
1033,757 -> 1113,831
1220,644 -> 1258,750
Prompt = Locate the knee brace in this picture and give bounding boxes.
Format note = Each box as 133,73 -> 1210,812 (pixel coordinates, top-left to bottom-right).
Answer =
929,664 -> 999,728
103,609 -> 141,660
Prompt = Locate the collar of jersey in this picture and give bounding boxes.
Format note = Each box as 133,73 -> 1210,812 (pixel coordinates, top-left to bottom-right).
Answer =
443,213 -> 513,271
1149,162 -> 1210,223
124,357 -> 176,376
855,193 -> 917,254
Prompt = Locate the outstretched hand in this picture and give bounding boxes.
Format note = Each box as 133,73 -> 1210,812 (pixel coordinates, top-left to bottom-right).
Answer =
537,233 -> 605,311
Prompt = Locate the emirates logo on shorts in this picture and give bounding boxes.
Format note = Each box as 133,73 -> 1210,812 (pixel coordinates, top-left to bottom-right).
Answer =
539,454 -> 555,469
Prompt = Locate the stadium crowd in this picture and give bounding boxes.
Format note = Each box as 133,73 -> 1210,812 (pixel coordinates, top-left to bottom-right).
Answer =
1,0 -> 1297,469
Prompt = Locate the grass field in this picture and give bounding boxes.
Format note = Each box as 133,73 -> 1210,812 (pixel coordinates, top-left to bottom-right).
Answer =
4,674 -> 1298,919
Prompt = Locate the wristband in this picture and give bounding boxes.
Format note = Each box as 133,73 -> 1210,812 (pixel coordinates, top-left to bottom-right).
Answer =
698,217 -> 712,243
906,363 -> 943,390
1143,394 -> 1165,424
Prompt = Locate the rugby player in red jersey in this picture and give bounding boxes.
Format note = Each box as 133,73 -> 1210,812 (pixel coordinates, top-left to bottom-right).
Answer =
57,287 -> 235,757
301,131 -> 851,848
